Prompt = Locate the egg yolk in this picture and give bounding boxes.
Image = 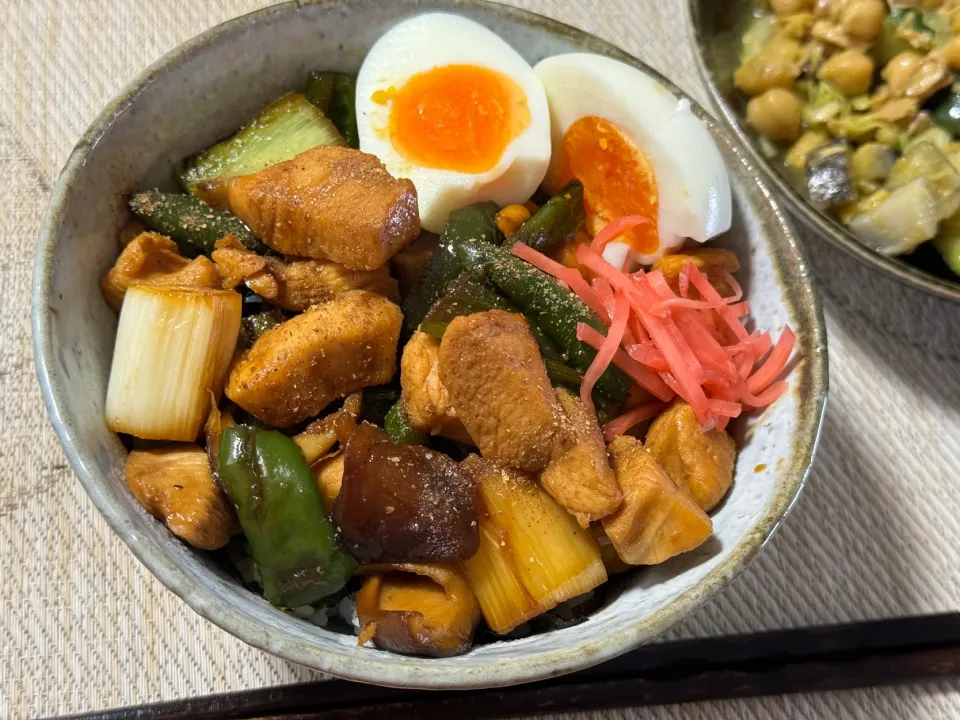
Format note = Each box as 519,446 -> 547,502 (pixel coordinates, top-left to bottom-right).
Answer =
384,64 -> 531,174
548,116 -> 660,255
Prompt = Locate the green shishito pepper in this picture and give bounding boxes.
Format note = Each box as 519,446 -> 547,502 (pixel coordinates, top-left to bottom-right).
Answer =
511,179 -> 586,253
451,235 -> 632,403
129,190 -> 269,256
219,426 -> 356,607
401,201 -> 503,337
403,201 -> 628,402
383,399 -> 428,445
421,272 -> 584,388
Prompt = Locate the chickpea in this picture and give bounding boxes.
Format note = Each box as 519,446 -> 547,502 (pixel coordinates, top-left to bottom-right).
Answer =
815,0 -> 852,21
872,97 -> 919,123
851,142 -> 895,183
883,51 -> 950,100
943,36 -> 960,70
785,130 -> 831,170
883,51 -> 923,97
747,88 -> 804,142
876,124 -> 900,147
840,0 -> 887,41
771,0 -> 814,14
775,12 -> 816,40
817,49 -> 875,95
734,37 -> 803,96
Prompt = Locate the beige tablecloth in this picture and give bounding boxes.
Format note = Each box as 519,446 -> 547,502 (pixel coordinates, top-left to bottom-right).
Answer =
2,1 -> 959,717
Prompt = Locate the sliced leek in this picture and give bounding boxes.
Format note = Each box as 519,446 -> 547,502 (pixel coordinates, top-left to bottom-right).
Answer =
106,285 -> 241,441
180,92 -> 345,206
461,457 -> 607,634
462,521 -> 540,634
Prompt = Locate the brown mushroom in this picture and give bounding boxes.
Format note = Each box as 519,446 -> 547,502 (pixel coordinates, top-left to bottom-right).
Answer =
356,563 -> 481,657
332,423 -> 480,564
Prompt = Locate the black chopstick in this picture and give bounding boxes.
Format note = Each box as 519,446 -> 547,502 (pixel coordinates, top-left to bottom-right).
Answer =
61,613 -> 960,720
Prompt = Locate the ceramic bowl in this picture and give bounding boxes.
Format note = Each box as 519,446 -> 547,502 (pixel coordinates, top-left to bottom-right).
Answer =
687,0 -> 960,303
33,0 -> 827,689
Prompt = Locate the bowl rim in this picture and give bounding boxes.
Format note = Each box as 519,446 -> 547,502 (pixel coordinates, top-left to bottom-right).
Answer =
32,0 -> 828,689
684,0 -> 960,304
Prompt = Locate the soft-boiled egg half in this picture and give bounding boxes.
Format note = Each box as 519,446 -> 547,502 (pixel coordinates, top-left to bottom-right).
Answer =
356,14 -> 552,233
534,53 -> 732,267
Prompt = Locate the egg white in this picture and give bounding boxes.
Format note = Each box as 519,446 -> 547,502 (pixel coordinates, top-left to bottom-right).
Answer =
356,13 -> 552,233
534,53 -> 732,265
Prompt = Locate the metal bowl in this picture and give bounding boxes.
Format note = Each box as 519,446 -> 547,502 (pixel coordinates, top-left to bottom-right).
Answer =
33,0 -> 827,689
687,0 -> 960,303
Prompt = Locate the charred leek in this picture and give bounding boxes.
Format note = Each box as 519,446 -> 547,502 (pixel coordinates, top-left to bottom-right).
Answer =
303,71 -> 359,149
105,285 -> 242,441
180,92 -> 345,206
461,457 -> 606,634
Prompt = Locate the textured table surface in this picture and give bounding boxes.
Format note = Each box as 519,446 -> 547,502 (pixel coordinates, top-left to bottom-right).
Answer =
2,1 -> 959,718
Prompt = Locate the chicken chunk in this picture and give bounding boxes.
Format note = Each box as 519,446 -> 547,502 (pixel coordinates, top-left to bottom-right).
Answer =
391,231 -> 439,297
400,331 -> 471,443
101,232 -> 220,310
539,389 -> 622,528
212,235 -> 398,310
227,146 -> 419,271
226,290 -> 402,427
439,311 -> 560,471
602,435 -> 712,566
645,402 -> 736,512
126,444 -> 236,550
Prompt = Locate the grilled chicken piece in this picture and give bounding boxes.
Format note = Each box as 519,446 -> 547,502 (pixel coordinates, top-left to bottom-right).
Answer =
226,290 -> 402,427
101,232 -> 220,310
540,389 -> 622,528
391,231 -> 440,297
212,235 -> 398,310
227,146 -> 419,271
645,402 -> 736,512
439,311 -> 560,471
602,435 -> 712,566
126,444 -> 236,550
400,331 -> 471,443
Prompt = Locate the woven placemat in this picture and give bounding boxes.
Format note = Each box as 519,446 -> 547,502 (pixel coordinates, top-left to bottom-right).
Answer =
2,1 -> 959,717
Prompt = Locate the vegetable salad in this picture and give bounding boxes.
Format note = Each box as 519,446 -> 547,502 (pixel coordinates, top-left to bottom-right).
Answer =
737,0 -> 960,275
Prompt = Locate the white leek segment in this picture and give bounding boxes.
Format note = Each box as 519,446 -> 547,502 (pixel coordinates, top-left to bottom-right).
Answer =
461,457 -> 607,634
106,285 -> 242,441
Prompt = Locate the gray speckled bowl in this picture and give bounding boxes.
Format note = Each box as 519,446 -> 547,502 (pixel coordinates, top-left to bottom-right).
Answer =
32,0 -> 827,689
